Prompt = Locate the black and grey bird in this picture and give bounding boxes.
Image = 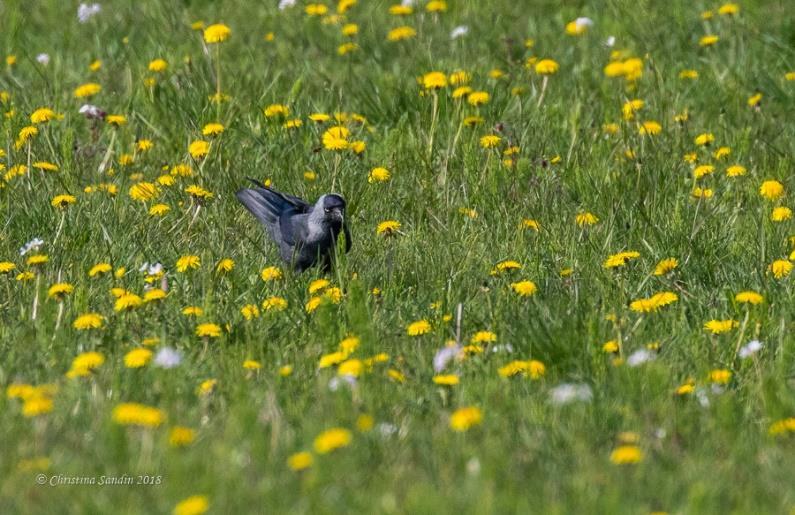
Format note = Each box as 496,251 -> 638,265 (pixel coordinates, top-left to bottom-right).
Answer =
236,180 -> 351,272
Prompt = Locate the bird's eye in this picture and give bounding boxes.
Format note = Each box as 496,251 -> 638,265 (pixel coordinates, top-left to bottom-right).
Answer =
324,208 -> 331,213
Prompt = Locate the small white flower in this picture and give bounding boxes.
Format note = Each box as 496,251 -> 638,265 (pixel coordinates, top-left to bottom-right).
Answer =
19,238 -> 45,256
79,104 -> 104,119
606,36 -> 616,47
36,53 -> 51,66
278,0 -> 296,10
450,26 -> 469,39
77,3 -> 102,23
574,17 -> 594,29
377,423 -> 398,437
154,347 -> 182,368
738,340 -> 762,359
433,344 -> 461,372
695,387 -> 710,407
328,375 -> 356,391
490,344 -> 514,354
549,383 -> 592,405
401,0 -> 415,6
627,349 -> 655,367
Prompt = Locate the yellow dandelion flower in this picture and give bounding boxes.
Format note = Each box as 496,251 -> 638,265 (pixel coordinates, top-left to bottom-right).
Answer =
406,319 -> 431,336
260,266 -> 282,282
422,71 -> 448,90
491,260 -> 522,275
467,91 -> 490,106
480,134 -> 501,148
27,254 -> 49,266
129,182 -> 159,202
87,263 -> 112,278
115,293 -> 143,312
387,26 -> 416,42
703,319 -> 738,334
22,397 -> 54,417
535,59 -> 559,75
471,331 -> 497,344
243,359 -> 262,370
204,23 -> 231,43
106,114 -> 127,126
262,296 -> 288,311
576,212 -> 599,226
143,289 -> 166,303
433,374 -> 459,386
47,282 -> 74,299
629,291 -> 679,313
735,291 -> 763,304
760,180 -> 785,201
66,352 -> 105,378
241,304 -> 260,320
169,427 -> 196,447
709,369 -> 731,384
195,323 -> 222,338
173,495 -> 209,515
603,251 -> 641,269
314,428 -> 352,454
772,207 -> 792,222
639,121 -> 662,135
610,445 -> 643,464
124,348 -> 153,368
653,258 -> 678,276
51,194 -> 77,208
30,107 -> 59,124
322,125 -> 350,150
699,35 -> 719,47
726,165 -> 746,177
450,406 -> 482,432
510,280 -> 537,297
768,259 -> 792,279
149,204 -> 170,216
74,83 -> 101,98
188,140 -> 210,159
176,255 -> 200,273
287,451 -> 313,471
376,220 -> 401,236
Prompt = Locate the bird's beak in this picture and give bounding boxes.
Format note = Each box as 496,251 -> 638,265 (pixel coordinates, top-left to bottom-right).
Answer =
329,207 -> 344,221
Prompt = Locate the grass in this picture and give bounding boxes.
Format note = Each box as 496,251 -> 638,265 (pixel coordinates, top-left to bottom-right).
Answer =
1,0 -> 794,513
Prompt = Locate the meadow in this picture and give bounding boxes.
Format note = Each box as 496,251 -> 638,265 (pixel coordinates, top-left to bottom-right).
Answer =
1,0 -> 794,513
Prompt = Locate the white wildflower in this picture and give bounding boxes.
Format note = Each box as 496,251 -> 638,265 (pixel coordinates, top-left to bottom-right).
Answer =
738,340 -> 762,359
77,3 -> 101,23
154,347 -> 182,368
549,383 -> 592,405
450,26 -> 469,39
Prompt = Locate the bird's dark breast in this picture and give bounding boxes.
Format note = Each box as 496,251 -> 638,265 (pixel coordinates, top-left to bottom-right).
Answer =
292,223 -> 342,271
327,219 -> 343,233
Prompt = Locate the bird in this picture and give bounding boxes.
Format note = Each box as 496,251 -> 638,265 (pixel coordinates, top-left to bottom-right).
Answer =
236,179 -> 351,272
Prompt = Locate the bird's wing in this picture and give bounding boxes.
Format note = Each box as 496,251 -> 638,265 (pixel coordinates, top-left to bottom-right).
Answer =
236,187 -> 296,243
246,178 -> 311,211
278,210 -> 308,247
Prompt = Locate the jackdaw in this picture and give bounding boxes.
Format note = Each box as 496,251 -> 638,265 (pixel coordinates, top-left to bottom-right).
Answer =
236,179 -> 351,272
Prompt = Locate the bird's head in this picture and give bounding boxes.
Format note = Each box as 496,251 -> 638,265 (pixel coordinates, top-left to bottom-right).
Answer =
317,194 -> 346,224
